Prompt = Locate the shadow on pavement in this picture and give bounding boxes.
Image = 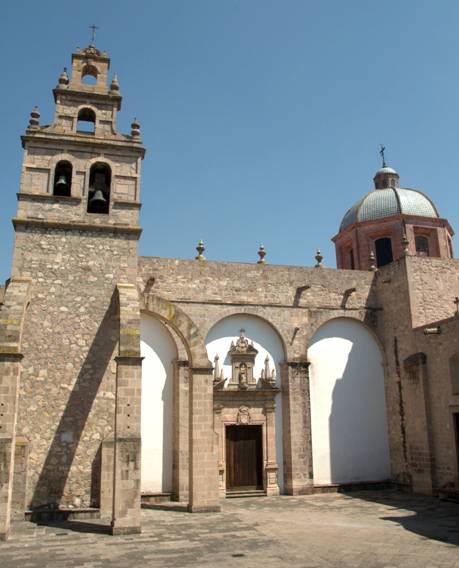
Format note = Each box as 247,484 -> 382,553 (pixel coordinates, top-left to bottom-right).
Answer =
342,489 -> 459,547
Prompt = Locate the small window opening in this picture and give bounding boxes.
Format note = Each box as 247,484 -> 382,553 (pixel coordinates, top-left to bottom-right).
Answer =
87,163 -> 111,214
53,161 -> 72,197
77,108 -> 96,134
375,237 -> 393,267
415,235 -> 430,257
81,64 -> 98,85
450,356 -> 459,395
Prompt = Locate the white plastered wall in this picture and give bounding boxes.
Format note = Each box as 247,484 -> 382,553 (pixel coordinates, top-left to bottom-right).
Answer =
140,314 -> 177,493
308,318 -> 391,484
205,314 -> 285,491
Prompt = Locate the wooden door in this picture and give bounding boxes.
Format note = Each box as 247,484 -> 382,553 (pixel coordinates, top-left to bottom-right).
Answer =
226,425 -> 263,491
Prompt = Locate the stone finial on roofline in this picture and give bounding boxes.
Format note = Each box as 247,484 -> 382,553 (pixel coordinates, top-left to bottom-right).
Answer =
195,239 -> 206,261
257,245 -> 266,264
314,249 -> 323,268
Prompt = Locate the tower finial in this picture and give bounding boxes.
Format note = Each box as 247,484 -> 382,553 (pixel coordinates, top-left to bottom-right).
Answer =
379,144 -> 386,168
89,24 -> 99,46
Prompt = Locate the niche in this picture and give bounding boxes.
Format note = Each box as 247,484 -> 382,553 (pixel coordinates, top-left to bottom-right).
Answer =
53,161 -> 72,197
87,163 -> 111,214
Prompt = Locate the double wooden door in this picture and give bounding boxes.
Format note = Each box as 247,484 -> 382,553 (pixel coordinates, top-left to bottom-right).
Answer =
226,425 -> 263,491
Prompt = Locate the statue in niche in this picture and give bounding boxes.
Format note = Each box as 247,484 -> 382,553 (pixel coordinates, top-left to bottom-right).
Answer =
238,363 -> 248,389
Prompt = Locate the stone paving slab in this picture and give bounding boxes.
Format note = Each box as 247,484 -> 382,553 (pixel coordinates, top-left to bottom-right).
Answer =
1,490 -> 458,567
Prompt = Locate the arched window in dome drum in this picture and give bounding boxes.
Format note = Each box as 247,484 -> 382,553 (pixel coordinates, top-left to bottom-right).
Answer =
349,249 -> 355,269
375,237 -> 393,267
415,235 -> 430,257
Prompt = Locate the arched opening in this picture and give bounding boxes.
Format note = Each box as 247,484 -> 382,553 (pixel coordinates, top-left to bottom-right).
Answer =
53,160 -> 72,197
206,314 -> 285,493
415,235 -> 430,257
81,64 -> 98,85
76,107 -> 96,134
375,237 -> 393,267
87,162 -> 111,214
308,318 -> 390,484
140,314 -> 178,493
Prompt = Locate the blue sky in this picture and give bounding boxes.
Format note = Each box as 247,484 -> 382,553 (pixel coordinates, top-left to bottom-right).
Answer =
1,0 -> 459,281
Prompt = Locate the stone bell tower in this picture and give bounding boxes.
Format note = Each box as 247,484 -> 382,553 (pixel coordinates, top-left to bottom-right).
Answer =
0,43 -> 145,538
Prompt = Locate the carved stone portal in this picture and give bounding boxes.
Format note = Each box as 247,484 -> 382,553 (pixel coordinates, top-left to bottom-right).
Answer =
212,330 -> 281,497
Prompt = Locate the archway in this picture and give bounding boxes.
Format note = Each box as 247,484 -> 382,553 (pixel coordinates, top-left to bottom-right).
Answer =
206,314 -> 285,492
308,318 -> 390,484
140,314 -> 178,493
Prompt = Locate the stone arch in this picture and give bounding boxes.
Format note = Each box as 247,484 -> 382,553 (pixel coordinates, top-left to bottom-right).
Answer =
201,308 -> 289,362
307,316 -> 391,485
140,314 -> 178,493
307,314 -> 387,367
140,293 -> 210,369
205,312 -> 286,492
83,155 -> 116,197
76,105 -> 97,134
47,153 -> 78,194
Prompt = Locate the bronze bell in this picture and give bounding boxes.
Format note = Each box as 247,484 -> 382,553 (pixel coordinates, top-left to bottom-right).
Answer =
55,175 -> 67,188
89,189 -> 107,207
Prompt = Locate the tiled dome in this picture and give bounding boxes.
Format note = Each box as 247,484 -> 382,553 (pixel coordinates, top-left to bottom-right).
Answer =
339,169 -> 439,231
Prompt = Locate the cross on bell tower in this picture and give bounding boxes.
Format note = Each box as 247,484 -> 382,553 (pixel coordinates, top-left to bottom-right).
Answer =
89,24 -> 99,45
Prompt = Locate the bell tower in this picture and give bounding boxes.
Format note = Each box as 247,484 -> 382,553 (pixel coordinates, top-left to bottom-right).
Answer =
14,43 -> 144,236
4,43 -> 145,536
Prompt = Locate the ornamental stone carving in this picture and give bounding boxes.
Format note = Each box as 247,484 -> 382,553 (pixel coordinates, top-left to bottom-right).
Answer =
237,405 -> 252,425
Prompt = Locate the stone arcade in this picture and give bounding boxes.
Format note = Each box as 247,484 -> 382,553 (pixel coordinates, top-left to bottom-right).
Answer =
1,44 -> 459,540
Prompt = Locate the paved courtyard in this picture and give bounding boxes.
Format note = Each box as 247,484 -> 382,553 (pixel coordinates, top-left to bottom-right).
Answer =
1,490 -> 458,567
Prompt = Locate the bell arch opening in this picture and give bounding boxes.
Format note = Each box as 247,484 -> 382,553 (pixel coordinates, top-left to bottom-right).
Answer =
81,64 -> 98,85
87,162 -> 111,214
53,160 -> 72,197
77,107 -> 96,134
308,317 -> 390,485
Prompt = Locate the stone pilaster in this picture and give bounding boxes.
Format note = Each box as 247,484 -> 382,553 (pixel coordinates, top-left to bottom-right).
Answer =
188,367 -> 220,512
111,283 -> 142,535
281,361 -> 314,495
0,277 -> 30,540
403,352 -> 435,494
11,437 -> 29,520
172,360 -> 189,502
264,400 -> 280,495
213,404 -> 225,495
99,437 -> 114,520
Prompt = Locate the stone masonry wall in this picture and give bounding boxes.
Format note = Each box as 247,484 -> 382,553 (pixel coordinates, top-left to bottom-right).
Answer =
405,256 -> 459,328
413,318 -> 459,491
138,257 -> 378,361
13,225 -> 138,508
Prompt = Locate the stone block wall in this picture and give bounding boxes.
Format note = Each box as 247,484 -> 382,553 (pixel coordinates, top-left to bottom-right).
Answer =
12,225 -> 138,509
405,256 -> 459,328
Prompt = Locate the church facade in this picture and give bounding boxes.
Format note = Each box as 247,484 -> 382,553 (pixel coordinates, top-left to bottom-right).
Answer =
1,45 -> 459,540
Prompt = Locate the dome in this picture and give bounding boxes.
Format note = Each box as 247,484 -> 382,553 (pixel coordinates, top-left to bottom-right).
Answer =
340,187 -> 439,231
374,166 -> 397,175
